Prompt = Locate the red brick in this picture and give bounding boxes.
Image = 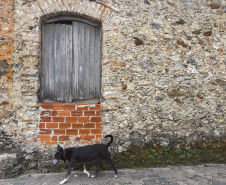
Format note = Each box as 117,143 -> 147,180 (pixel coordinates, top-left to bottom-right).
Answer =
41,103 -> 52,109
82,141 -> 92,145
84,122 -> 95,128
78,117 -> 89,123
100,7 -> 106,20
66,117 -> 77,122
84,111 -> 95,116
91,129 -> 102,135
39,123 -> 45,129
39,135 -> 50,142
72,123 -> 84,129
96,122 -> 102,128
46,122 -> 58,128
96,111 -> 102,116
58,110 -> 70,116
77,104 -> 89,110
52,117 -> 65,122
71,110 -> 83,116
65,142 -> 72,146
51,136 -> 58,141
83,135 -> 95,140
46,142 -> 58,145
89,104 -> 101,110
52,110 -> 58,116
96,134 -> 102,141
59,136 -> 70,141
54,129 -> 65,135
40,117 -> 51,122
64,104 -> 75,110
75,136 -> 83,141
90,117 -> 101,122
79,129 -> 90,135
39,129 -> 51,134
66,129 -> 78,135
40,111 -> 51,117
59,123 -> 71,129
53,104 -> 64,110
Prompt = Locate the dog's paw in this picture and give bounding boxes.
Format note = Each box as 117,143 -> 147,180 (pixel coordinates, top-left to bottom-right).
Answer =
59,178 -> 68,184
74,174 -> 78,178
87,174 -> 90,178
59,181 -> 65,185
91,175 -> 96,178
115,175 -> 118,178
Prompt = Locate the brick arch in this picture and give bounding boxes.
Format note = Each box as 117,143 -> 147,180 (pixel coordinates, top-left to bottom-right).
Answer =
29,0 -> 112,23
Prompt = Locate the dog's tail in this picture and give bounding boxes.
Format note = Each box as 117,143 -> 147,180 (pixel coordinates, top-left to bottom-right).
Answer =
105,135 -> 113,148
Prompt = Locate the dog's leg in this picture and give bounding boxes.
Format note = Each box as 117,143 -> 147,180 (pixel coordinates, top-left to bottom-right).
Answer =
59,166 -> 73,184
82,163 -> 90,177
106,158 -> 117,178
91,159 -> 102,178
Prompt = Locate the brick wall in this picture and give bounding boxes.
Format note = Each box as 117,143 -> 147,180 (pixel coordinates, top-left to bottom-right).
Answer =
39,103 -> 102,145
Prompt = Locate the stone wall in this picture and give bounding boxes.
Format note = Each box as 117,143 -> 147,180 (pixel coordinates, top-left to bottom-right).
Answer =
101,0 -> 226,148
0,0 -> 225,178
0,0 -> 14,127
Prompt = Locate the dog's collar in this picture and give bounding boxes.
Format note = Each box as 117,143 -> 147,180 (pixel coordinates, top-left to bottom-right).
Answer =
63,149 -> 66,160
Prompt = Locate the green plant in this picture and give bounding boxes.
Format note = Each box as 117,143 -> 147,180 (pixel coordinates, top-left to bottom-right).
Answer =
179,154 -> 186,159
123,146 -> 130,150
139,167 -> 146,170
129,155 -> 135,160
58,167 -> 65,173
162,146 -> 170,152
24,160 -> 30,167
175,148 -> 182,153
121,182 -> 132,185
12,173 -> 19,179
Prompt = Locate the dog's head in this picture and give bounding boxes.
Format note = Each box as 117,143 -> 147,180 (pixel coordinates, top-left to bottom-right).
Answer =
52,145 -> 64,164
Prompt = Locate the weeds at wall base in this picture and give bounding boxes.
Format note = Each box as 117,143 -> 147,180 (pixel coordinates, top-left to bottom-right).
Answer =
48,140 -> 226,173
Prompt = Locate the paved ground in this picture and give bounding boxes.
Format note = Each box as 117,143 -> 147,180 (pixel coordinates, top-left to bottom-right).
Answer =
0,164 -> 225,185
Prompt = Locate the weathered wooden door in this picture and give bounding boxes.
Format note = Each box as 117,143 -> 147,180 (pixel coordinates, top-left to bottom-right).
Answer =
41,18 -> 101,102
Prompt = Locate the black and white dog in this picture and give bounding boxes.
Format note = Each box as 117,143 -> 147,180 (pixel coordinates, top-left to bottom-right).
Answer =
52,135 -> 117,184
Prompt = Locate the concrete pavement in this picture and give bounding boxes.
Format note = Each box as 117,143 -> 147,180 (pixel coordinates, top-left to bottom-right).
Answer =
0,164 -> 225,185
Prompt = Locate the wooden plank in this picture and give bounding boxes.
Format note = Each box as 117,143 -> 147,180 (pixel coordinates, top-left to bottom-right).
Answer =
78,22 -> 85,99
40,24 -> 46,100
72,21 -> 79,100
54,24 -> 62,101
89,25 -> 95,99
94,26 -> 101,99
48,24 -> 55,98
60,24 -> 67,102
41,23 -> 51,100
66,24 -> 73,102
83,23 -> 90,99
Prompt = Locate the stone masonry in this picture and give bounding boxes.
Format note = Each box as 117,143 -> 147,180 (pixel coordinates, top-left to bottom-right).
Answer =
0,0 -> 14,124
0,0 -> 225,178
